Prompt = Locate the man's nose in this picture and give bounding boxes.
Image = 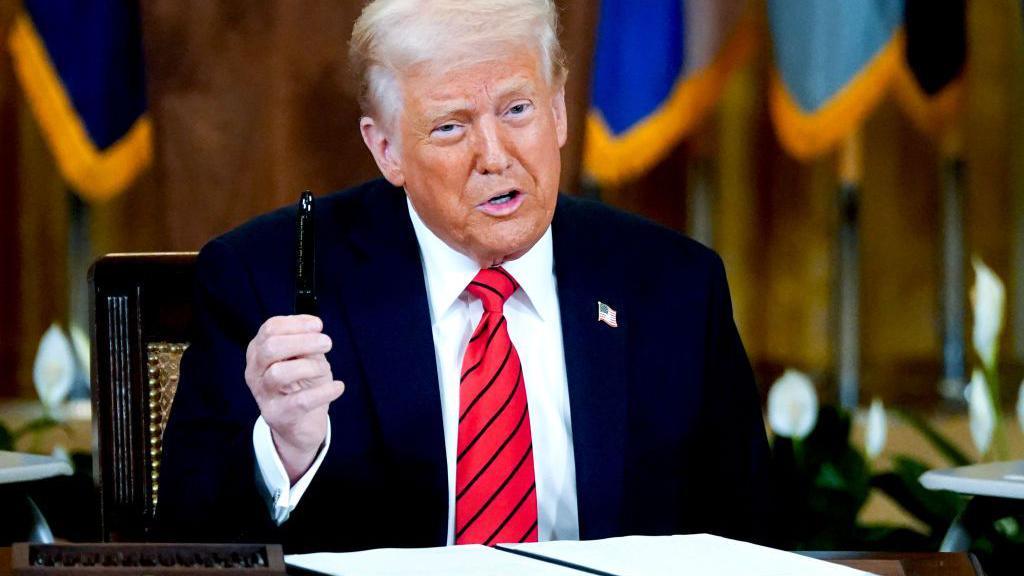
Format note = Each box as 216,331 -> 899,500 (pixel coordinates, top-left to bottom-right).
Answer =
473,116 -> 512,175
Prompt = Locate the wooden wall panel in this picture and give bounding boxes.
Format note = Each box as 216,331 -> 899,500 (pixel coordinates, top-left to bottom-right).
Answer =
759,151 -> 837,378
716,64 -> 762,354
965,0 -> 1017,381
140,0 -> 366,250
15,107 -> 68,397
557,0 -> 598,194
0,0 -> 19,397
1011,0 -> 1024,363
859,100 -> 942,404
90,171 -> 167,257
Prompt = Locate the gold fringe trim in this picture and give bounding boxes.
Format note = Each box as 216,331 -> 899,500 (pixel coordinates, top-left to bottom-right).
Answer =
769,30 -> 904,161
8,12 -> 151,203
583,7 -> 757,186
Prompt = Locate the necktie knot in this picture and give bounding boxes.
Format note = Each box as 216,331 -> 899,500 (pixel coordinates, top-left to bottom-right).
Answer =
467,267 -> 518,313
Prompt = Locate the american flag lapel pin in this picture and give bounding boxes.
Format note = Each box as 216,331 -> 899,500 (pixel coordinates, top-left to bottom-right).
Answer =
597,301 -> 618,328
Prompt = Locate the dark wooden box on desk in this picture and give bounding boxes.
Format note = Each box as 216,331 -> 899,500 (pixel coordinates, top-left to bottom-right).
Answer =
8,543 -> 285,576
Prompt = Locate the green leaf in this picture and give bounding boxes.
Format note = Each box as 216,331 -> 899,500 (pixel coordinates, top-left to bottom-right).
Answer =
816,462 -> 846,490
871,456 -> 967,532
856,524 -> 931,550
994,517 -> 1024,543
893,409 -> 971,467
12,415 -> 71,438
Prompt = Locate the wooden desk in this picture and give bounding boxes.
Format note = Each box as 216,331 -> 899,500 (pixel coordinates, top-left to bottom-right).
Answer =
0,547 -> 982,575
805,552 -> 983,576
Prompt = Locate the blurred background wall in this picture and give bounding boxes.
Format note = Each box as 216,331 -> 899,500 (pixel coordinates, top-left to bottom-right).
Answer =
1,0 -> 1022,410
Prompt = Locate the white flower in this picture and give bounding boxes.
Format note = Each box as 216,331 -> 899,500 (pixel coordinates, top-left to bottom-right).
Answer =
1017,379 -> 1024,436
32,324 -> 74,413
69,324 -> 90,376
972,257 -> 1005,371
768,369 -> 819,440
865,397 -> 887,460
966,369 -> 995,456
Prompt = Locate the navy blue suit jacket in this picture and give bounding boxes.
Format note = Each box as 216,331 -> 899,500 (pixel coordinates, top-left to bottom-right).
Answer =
159,179 -> 770,552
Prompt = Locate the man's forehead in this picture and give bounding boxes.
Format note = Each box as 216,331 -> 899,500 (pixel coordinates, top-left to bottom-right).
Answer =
412,72 -> 541,113
430,73 -> 536,99
405,48 -> 544,92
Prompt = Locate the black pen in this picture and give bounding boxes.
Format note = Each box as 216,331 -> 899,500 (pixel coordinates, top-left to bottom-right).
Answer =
295,190 -> 318,316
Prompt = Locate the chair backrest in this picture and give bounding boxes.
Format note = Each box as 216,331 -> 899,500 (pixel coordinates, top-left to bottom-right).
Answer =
89,253 -> 197,541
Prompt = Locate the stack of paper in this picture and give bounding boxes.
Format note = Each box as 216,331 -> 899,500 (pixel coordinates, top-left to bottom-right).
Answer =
286,534 -> 874,576
287,544 -> 579,576
500,534 -> 872,576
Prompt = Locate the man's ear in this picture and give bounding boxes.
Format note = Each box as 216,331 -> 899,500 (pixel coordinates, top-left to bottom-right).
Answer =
360,116 -> 405,187
551,85 -> 568,148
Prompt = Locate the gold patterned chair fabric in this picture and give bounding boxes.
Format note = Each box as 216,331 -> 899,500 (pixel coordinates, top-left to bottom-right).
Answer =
146,342 -> 187,514
90,253 -> 197,542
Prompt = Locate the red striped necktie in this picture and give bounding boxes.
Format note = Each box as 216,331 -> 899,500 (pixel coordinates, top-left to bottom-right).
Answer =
454,267 -> 538,545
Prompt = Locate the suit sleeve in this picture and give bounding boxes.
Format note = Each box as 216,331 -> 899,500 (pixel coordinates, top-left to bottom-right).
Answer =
702,254 -> 772,545
157,238 -> 281,542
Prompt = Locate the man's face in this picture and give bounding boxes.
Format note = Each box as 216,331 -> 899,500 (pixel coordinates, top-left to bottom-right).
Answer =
362,48 -> 567,267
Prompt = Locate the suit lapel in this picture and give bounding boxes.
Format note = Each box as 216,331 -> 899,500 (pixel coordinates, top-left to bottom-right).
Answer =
552,195 -> 629,540
322,183 -> 448,544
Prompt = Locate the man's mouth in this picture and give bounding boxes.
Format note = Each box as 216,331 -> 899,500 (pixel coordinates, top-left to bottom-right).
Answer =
477,190 -> 524,215
486,190 -> 519,205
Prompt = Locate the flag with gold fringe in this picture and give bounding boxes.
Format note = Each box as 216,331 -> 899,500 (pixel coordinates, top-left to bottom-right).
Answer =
892,0 -> 966,141
8,0 -> 151,203
767,0 -> 904,160
584,0 -> 754,186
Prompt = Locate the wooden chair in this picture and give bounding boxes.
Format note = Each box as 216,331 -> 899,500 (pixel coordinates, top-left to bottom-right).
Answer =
89,253 -> 197,541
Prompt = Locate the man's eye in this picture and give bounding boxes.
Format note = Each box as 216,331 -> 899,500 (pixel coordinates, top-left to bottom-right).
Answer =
436,124 -> 457,133
508,103 -> 528,115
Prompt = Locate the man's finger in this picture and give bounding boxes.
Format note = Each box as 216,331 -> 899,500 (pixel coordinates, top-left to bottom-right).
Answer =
283,380 -> 346,414
262,357 -> 331,391
255,333 -> 331,370
258,315 -> 323,338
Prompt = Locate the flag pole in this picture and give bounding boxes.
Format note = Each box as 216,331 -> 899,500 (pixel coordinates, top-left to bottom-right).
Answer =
687,136 -> 716,248
938,129 -> 967,405
67,188 -> 92,398
837,131 -> 862,410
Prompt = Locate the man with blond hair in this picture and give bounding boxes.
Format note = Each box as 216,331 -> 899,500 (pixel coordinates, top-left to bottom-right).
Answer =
160,0 -> 769,552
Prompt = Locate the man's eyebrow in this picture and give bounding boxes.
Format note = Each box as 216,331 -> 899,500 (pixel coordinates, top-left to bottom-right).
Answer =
493,78 -> 535,99
422,100 -> 473,123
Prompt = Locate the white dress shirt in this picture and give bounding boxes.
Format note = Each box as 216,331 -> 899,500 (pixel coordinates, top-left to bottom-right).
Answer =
253,197 -> 580,543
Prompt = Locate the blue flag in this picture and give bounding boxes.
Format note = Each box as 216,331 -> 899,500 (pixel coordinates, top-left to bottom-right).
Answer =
585,0 -> 752,185
9,0 -> 151,202
767,0 -> 904,159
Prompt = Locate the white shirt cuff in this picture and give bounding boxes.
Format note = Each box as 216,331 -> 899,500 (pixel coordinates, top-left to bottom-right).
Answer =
252,415 -> 331,525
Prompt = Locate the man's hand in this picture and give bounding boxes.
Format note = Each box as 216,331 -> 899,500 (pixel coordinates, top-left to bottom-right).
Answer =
245,315 -> 345,483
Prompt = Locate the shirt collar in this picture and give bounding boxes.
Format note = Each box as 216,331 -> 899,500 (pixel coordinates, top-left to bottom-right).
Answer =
406,196 -> 557,323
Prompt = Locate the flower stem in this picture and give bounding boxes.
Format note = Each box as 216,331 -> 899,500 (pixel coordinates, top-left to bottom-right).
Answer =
984,363 -> 1008,461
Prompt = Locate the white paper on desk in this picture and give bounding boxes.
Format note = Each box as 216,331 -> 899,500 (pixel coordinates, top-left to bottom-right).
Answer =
500,534 -> 875,576
286,544 -> 581,576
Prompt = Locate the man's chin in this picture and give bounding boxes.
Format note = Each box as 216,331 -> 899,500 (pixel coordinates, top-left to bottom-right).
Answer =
455,216 -> 551,268
471,237 -> 540,268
